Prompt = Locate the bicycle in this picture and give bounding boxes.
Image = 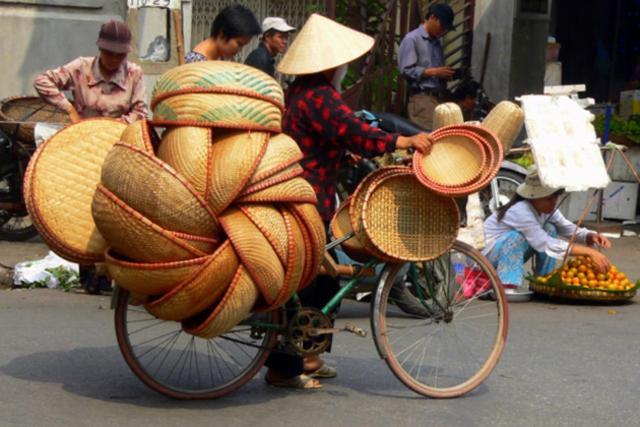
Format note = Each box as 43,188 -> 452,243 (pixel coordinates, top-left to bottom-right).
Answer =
113,236 -> 508,399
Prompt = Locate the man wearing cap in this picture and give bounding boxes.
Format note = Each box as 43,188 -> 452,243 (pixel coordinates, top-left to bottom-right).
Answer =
34,20 -> 149,124
244,17 -> 296,77
263,13 -> 434,390
398,3 -> 456,130
482,166 -> 612,297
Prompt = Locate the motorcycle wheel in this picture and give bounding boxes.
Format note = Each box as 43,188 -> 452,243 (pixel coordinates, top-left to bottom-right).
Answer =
0,167 -> 37,241
479,170 -> 525,219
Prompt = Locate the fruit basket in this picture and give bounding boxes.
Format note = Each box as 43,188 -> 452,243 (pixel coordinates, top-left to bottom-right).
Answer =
528,256 -> 639,302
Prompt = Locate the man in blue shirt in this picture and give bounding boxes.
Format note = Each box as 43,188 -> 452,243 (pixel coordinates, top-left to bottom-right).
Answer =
398,3 -> 455,130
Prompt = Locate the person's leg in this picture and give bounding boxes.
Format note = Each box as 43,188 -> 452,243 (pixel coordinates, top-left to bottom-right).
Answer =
408,93 -> 438,130
534,223 -> 559,276
297,274 -> 340,376
484,230 -> 532,287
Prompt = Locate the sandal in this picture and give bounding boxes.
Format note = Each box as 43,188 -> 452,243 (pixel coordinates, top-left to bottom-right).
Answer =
265,374 -> 322,389
308,365 -> 337,379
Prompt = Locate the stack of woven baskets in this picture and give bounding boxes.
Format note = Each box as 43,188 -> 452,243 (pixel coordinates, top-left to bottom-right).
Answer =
331,100 -> 524,263
25,62 -> 325,338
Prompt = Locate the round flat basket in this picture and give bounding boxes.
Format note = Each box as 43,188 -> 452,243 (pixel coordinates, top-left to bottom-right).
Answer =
413,130 -> 485,188
530,281 -> 637,303
362,171 -> 459,262
24,118 -> 126,263
350,166 -> 408,261
0,96 -> 70,142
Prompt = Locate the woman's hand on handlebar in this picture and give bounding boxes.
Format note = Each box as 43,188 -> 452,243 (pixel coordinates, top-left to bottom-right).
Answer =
396,133 -> 433,155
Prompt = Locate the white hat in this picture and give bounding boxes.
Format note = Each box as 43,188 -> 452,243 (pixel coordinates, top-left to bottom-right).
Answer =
262,17 -> 296,33
516,166 -> 559,200
277,13 -> 374,76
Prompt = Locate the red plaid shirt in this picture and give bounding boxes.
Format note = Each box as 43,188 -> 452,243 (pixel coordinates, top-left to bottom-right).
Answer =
283,75 -> 397,223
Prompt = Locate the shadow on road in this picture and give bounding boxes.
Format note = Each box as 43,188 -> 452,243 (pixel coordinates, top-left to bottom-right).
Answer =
0,346 -> 289,409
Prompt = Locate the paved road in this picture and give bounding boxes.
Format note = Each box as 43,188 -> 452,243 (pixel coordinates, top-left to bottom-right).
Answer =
1,237 -> 639,426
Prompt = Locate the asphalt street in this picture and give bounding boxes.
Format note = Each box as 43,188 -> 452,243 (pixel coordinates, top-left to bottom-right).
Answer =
1,236 -> 639,426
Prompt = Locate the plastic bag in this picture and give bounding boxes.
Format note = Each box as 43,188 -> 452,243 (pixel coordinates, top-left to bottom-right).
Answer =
13,251 -> 79,288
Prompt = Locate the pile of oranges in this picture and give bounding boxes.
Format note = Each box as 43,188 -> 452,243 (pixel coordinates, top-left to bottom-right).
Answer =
537,256 -> 636,292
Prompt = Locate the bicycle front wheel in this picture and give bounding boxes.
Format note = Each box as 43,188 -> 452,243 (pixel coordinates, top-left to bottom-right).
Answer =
114,288 -> 282,399
371,241 -> 508,398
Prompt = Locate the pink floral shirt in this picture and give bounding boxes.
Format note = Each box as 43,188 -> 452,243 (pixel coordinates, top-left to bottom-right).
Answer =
33,56 -> 149,123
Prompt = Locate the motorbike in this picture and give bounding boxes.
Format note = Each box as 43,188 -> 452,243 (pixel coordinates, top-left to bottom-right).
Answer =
0,96 -> 70,242
0,127 -> 38,241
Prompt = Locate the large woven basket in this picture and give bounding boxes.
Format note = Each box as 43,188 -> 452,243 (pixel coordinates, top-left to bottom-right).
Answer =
120,118 -> 156,153
413,130 -> 486,188
24,118 -> 126,264
413,125 -> 503,197
0,96 -> 70,142
101,142 -> 220,237
151,62 -> 284,132
433,102 -> 464,130
144,240 -> 239,321
362,170 -> 459,262
92,185 -> 216,262
105,249 -> 210,296
350,167 -> 407,261
330,198 -> 370,262
156,126 -> 212,195
481,101 -> 524,152
182,265 -> 259,339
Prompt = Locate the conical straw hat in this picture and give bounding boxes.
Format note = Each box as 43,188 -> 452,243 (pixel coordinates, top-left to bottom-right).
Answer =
277,13 -> 374,75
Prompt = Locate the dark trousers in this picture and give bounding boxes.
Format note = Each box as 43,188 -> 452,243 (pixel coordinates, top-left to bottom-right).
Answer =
264,274 -> 340,377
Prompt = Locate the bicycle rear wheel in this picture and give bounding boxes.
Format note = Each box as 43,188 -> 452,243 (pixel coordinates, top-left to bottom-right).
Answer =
371,241 -> 508,398
114,288 -> 282,399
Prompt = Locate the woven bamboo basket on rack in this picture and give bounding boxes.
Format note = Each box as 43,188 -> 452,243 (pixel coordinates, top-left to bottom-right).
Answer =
350,167 -> 407,261
414,131 -> 486,187
151,62 -> 284,132
361,169 -> 459,262
413,124 -> 504,197
105,249 -> 210,296
23,118 -> 126,264
433,102 -> 464,130
0,96 -> 70,142
24,61 -> 327,339
481,101 -> 524,152
330,198 -> 370,262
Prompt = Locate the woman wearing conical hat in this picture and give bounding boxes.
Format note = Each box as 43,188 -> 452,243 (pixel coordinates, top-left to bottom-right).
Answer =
264,13 -> 434,389
483,167 -> 612,298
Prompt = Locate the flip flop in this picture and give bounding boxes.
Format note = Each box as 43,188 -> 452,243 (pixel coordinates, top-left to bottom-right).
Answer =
265,374 -> 322,389
308,365 -> 337,379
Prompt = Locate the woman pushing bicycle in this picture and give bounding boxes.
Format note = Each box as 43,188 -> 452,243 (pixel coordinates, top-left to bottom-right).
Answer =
263,13 -> 434,389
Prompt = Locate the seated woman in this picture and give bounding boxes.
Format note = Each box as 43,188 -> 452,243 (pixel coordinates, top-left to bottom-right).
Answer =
483,167 -> 612,295
185,4 -> 261,63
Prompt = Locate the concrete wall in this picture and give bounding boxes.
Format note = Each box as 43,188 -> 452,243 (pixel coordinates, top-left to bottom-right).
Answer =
0,0 -> 126,99
471,0 -> 550,102
471,0 -> 516,101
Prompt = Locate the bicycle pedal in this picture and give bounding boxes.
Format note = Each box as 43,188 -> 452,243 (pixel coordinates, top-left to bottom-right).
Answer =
343,324 -> 367,338
308,324 -> 368,338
